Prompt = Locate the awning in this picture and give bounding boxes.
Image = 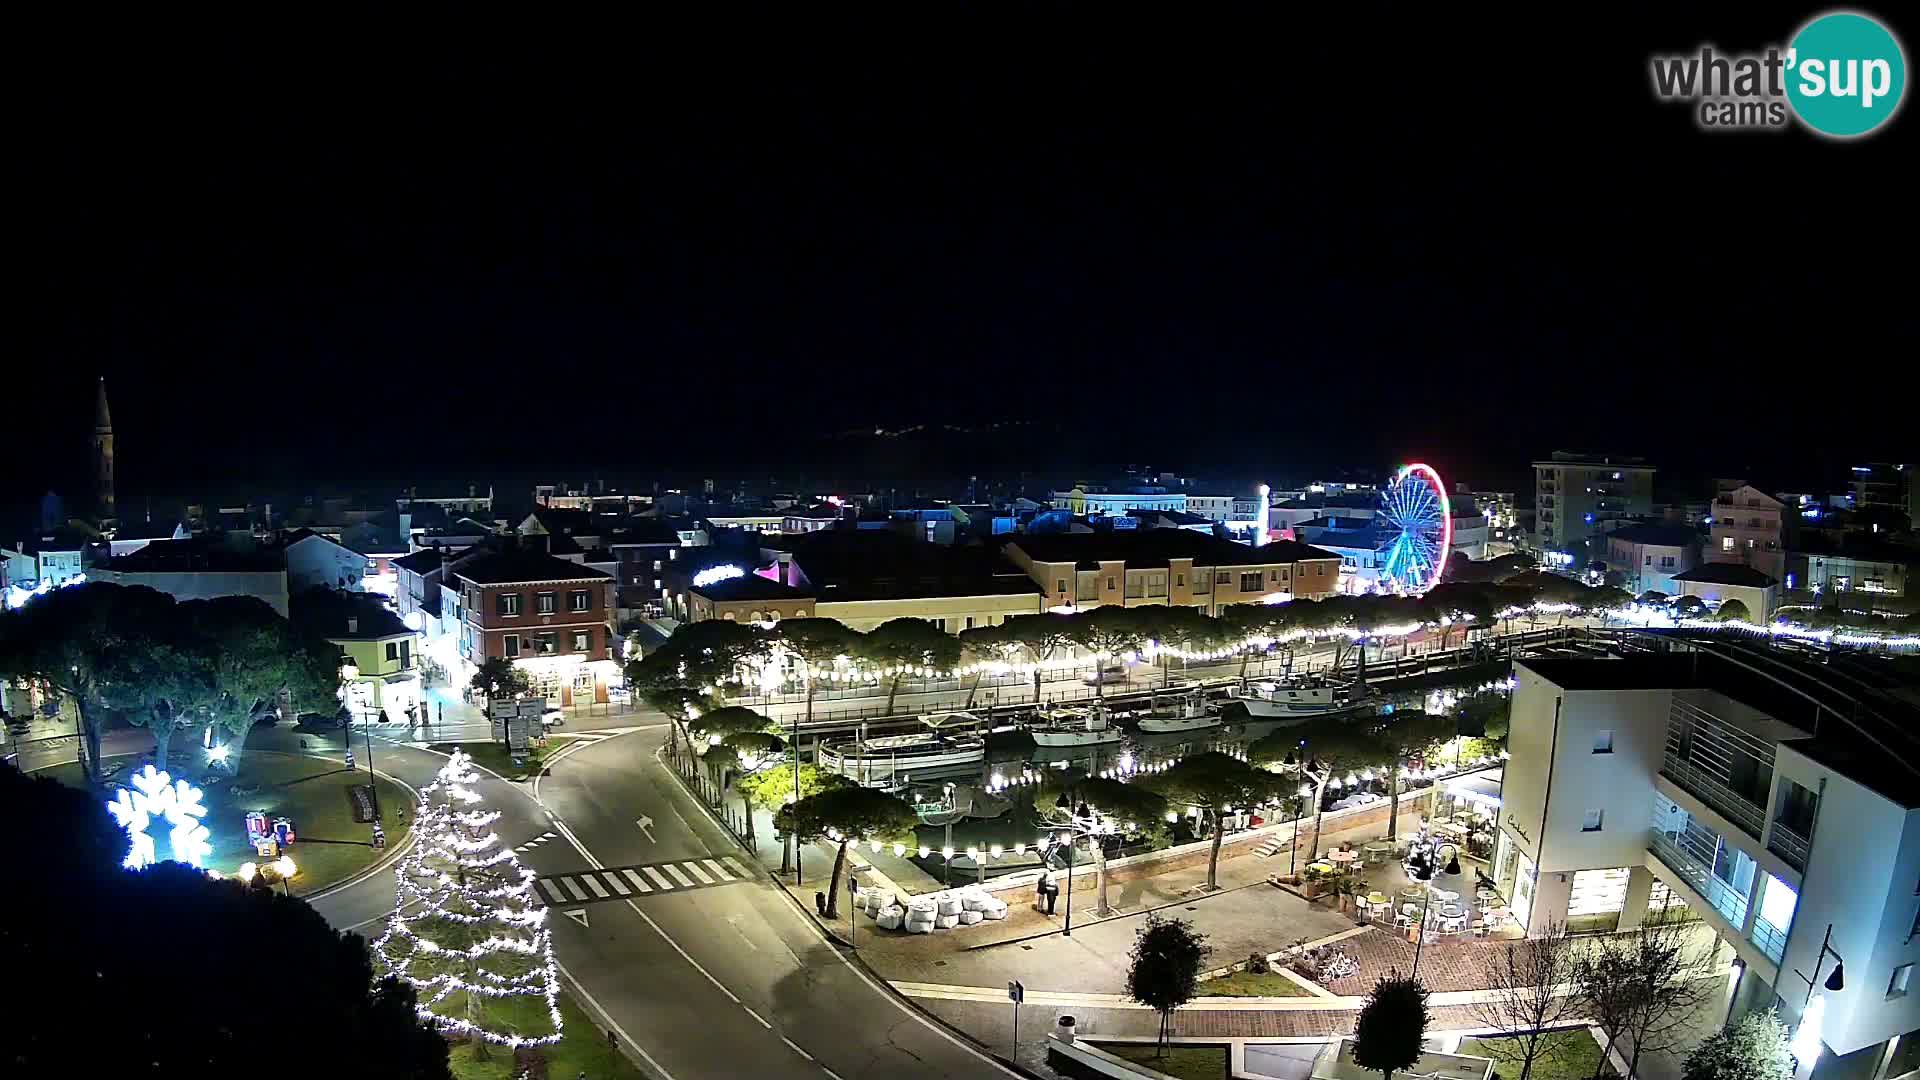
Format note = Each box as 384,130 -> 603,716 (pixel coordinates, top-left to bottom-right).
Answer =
1443,768 -> 1503,808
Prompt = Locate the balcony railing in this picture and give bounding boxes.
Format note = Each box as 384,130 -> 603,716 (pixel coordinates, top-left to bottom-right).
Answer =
1649,830 -> 1751,928
1751,917 -> 1789,965
1660,757 -> 1768,840
1767,821 -> 1811,873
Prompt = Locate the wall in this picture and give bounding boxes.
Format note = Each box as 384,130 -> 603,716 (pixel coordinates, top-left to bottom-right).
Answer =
814,592 -> 1041,634
286,536 -> 369,592
1538,689 -> 1670,873
90,569 -> 291,617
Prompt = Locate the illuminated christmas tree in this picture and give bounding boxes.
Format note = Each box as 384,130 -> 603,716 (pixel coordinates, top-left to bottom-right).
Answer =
372,749 -> 561,1052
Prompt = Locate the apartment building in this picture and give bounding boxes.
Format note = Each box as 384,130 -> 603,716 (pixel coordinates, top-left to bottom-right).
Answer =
453,545 -> 617,707
1709,485 -> 1788,585
1002,530 -> 1341,613
1497,645 -> 1920,1079
1052,487 -> 1187,516
1533,451 -> 1656,558
1605,523 -> 1701,596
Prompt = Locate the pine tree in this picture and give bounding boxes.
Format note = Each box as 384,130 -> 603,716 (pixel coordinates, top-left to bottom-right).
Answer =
373,749 -> 561,1054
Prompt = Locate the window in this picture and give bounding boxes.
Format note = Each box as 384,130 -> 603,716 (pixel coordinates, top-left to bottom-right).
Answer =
497,593 -> 521,617
1175,574 -> 1184,586
669,549 -> 677,560
385,641 -> 400,661
572,630 -> 591,652
1661,556 -> 1675,568
537,592 -> 557,614
653,559 -> 662,571
1056,579 -> 1067,594
1581,809 -> 1604,832
1891,964 -> 1913,999
1239,571 -> 1262,592
569,589 -> 590,612
1216,572 -> 1230,585
1593,730 -> 1614,754
537,631 -> 557,655
964,617 -> 974,630
1107,577 -> 1116,590
503,634 -> 520,658
1645,555 -> 1653,566
400,639 -> 411,668
1722,537 -> 1736,552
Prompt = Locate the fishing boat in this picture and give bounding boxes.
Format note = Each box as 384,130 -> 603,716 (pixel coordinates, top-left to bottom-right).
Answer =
1134,694 -> 1223,734
817,712 -> 987,785
1027,706 -> 1125,748
1230,676 -> 1366,719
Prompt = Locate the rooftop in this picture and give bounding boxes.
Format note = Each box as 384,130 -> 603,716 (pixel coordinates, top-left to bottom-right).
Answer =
1605,523 -> 1701,548
692,573 -> 811,603
454,548 -> 612,586
1007,530 -> 1340,570
1670,563 -> 1778,588
105,538 -> 285,573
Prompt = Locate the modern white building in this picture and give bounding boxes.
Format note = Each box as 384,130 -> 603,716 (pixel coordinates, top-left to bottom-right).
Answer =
1497,644 -> 1920,1079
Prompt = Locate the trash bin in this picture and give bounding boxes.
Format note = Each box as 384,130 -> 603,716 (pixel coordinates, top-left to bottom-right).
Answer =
815,891 -> 827,916
1043,883 -> 1059,915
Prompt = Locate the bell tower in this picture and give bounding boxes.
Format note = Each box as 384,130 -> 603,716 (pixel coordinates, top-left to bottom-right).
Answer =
93,376 -> 115,521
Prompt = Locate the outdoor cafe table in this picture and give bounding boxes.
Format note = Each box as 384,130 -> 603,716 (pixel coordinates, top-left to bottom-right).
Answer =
1329,850 -> 1358,867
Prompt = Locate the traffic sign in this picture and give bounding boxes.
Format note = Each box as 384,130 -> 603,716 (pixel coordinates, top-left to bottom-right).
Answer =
1007,979 -> 1024,1004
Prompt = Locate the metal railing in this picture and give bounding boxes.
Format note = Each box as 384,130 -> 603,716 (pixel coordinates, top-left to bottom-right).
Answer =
1660,756 -> 1767,840
1649,830 -> 1750,928
1766,820 -> 1811,872
1750,916 -> 1789,965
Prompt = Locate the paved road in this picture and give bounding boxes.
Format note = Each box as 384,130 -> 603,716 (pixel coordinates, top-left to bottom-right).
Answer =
300,718 -> 1019,1080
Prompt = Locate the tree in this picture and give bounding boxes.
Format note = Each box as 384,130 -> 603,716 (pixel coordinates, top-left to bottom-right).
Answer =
1289,719 -> 1393,859
1638,591 -> 1670,606
857,617 -> 962,715
0,581 -> 179,780
1126,914 -> 1210,1053
1034,772 -> 1168,916
1147,751 -> 1282,889
197,595 -> 341,771
1468,922 -> 1585,1080
1455,691 -> 1512,743
993,613 -> 1079,703
1683,1010 -> 1792,1080
2,761 -> 448,1079
773,618 -> 863,727
1714,599 -> 1751,623
374,749 -> 562,1056
1575,915 -> 1715,1080
1353,975 -> 1430,1080
777,785 -> 919,918
1373,711 -> 1459,840
1067,605 -> 1145,702
686,704 -> 776,747
469,656 -> 530,702
740,763 -> 852,875
1133,605 -> 1214,687
709,730 -> 785,847
1425,582 -> 1496,652
626,618 -> 772,712
1672,596 -> 1708,620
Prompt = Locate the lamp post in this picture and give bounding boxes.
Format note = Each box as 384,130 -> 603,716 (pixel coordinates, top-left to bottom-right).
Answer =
1788,923 -> 1846,1068
340,661 -> 379,822
274,855 -> 297,897
1279,748 -> 1328,874
1409,858 -> 1436,980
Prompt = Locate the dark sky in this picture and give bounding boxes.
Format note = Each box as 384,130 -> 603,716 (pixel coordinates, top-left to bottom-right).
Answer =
15,7 -> 1915,509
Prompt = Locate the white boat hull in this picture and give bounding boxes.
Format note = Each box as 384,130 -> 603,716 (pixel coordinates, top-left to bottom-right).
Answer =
1135,713 -> 1224,734
1030,727 -> 1126,748
1235,696 -> 1367,719
817,745 -> 985,782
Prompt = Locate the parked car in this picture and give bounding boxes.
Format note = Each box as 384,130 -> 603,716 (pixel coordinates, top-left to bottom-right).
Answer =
541,707 -> 566,730
1083,665 -> 1129,687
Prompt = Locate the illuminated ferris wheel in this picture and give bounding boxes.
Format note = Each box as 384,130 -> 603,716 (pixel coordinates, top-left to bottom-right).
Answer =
1376,463 -> 1452,593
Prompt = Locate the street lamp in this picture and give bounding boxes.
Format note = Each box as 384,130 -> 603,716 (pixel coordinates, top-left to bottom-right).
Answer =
1278,748 -> 1328,872
340,661 -> 380,822
274,855 -> 297,896
1409,858 -> 1436,980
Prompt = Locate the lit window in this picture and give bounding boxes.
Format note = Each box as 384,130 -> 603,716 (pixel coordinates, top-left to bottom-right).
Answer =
569,590 -> 590,612
1722,537 -> 1736,552
1581,809 -> 1604,832
572,630 -> 590,651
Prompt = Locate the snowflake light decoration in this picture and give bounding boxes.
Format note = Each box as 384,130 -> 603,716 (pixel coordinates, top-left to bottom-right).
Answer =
105,764 -> 212,870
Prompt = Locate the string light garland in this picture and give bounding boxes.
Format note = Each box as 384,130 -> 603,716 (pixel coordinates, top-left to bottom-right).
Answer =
372,749 -> 563,1048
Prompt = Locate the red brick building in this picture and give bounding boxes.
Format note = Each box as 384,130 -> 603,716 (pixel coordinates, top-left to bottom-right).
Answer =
454,546 -> 617,706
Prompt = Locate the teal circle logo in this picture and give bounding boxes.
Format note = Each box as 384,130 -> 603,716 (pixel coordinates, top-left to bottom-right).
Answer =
1786,11 -> 1907,137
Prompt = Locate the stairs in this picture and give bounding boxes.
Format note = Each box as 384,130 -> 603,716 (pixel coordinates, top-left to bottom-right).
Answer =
1252,833 -> 1293,859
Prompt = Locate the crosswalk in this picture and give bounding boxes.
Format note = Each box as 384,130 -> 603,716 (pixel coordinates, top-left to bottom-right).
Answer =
534,856 -> 755,906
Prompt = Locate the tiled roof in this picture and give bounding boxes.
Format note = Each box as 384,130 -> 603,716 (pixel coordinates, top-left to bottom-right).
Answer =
455,549 -> 612,585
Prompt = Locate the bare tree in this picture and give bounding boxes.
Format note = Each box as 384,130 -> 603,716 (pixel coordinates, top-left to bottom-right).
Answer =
1468,922 -> 1586,1080
1576,914 -> 1715,1080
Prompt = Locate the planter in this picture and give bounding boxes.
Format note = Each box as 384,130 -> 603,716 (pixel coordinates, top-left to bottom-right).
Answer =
1055,1015 -> 1077,1042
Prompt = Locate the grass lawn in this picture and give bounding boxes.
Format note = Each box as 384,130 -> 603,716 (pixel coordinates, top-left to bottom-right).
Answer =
1196,968 -> 1317,997
1098,1042 -> 1229,1080
1459,1029 -> 1613,1080
42,749 -> 412,894
445,990 -> 645,1080
432,737 -> 572,781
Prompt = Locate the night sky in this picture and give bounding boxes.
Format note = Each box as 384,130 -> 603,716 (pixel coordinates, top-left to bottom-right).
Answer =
15,8 -> 1915,510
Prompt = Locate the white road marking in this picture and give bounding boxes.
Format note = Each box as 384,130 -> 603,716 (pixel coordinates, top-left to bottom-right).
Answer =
725,913 -> 759,952
561,877 -> 589,901
782,1036 -> 813,1060
553,958 -> 681,1080
643,866 -> 674,890
605,871 -> 631,895
683,861 -> 714,885
582,874 -> 610,898
538,880 -> 568,903
821,1067 -> 845,1080
702,858 -> 733,880
742,1005 -> 772,1029
621,869 -> 653,893
664,863 -> 696,887
564,909 -> 590,928
722,856 -> 753,879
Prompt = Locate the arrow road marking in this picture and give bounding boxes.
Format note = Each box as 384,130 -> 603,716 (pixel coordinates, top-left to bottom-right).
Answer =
636,815 -> 656,843
564,908 -> 589,928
